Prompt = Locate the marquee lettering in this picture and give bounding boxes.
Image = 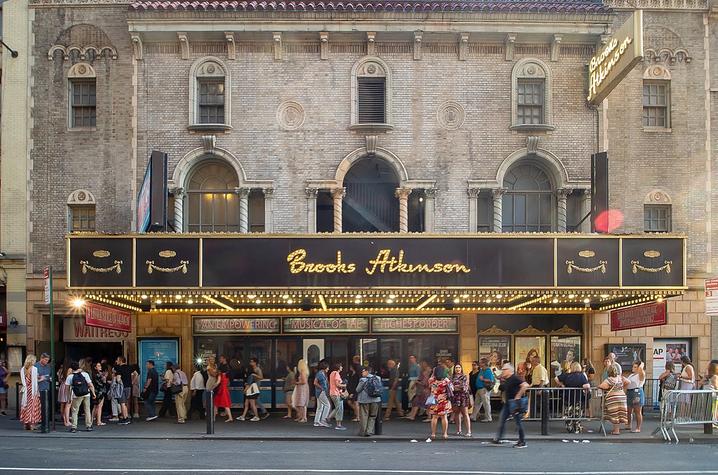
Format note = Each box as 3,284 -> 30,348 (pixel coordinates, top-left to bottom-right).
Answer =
365,250 -> 471,275
287,249 -> 357,274
587,36 -> 633,103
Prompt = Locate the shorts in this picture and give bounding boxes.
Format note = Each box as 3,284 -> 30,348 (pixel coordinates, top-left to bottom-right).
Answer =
119,387 -> 132,404
626,388 -> 644,407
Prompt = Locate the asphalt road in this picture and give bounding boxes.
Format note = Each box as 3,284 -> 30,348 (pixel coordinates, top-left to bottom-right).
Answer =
0,438 -> 716,475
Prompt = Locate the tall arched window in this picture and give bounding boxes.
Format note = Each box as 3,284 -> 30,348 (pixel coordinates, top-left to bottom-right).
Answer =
342,156 -> 399,232
189,57 -> 231,129
185,160 -> 239,232
502,162 -> 555,232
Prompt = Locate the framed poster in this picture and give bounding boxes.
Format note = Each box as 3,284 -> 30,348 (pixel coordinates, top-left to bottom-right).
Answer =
550,335 -> 581,379
652,339 -> 691,377
605,343 -> 646,372
7,347 -> 24,374
138,338 -> 179,392
515,336 -> 546,367
478,336 -> 511,370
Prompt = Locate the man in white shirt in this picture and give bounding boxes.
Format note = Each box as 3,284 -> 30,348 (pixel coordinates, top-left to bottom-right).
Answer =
173,364 -> 189,424
188,367 -> 206,420
65,361 -> 96,433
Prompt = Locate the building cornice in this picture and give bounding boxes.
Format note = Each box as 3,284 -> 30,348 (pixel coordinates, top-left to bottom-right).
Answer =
604,0 -> 708,10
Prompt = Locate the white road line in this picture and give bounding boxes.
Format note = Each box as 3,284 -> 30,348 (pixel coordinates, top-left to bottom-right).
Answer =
1,469 -> 718,474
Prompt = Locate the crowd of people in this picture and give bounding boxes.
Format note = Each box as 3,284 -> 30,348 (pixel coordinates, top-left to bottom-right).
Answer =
7,350 -> 718,445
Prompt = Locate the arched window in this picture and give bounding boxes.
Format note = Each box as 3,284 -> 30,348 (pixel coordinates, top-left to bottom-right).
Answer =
511,58 -> 553,130
351,57 -> 392,127
185,160 -> 239,232
67,189 -> 96,232
67,63 -> 97,129
342,156 -> 399,232
502,162 -> 555,232
189,57 -> 231,128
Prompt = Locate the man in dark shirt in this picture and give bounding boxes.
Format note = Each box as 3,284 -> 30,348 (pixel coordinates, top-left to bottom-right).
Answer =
34,353 -> 52,432
492,363 -> 529,448
115,356 -> 133,424
143,360 -> 159,421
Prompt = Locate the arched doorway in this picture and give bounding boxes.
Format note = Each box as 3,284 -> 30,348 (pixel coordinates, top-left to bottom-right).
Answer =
502,160 -> 556,232
185,159 -> 240,232
342,156 -> 400,232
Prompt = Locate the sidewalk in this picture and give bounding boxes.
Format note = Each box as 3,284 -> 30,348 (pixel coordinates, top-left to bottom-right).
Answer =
1,411 -> 715,443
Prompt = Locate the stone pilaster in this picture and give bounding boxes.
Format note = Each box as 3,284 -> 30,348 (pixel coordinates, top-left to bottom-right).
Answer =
492,188 -> 507,233
556,188 -> 572,232
395,187 -> 412,232
305,187 -> 318,233
331,187 -> 346,233
237,187 -> 250,233
263,188 -> 274,233
424,188 -> 437,233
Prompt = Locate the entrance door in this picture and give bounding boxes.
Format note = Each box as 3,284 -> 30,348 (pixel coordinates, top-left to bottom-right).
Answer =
303,339 -> 324,368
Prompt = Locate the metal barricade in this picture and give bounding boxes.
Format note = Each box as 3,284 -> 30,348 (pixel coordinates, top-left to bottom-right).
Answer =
659,389 -> 718,443
523,387 -> 603,435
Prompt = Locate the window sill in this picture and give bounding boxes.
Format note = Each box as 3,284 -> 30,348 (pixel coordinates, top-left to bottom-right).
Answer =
349,123 -> 394,133
642,127 -> 672,133
509,124 -> 555,132
187,124 -> 233,132
67,127 -> 97,132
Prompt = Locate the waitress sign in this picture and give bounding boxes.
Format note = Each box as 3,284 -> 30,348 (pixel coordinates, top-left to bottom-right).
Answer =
85,302 -> 132,332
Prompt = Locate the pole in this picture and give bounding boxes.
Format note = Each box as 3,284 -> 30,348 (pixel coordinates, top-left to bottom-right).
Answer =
540,388 -> 549,436
205,390 -> 214,435
48,266 -> 56,432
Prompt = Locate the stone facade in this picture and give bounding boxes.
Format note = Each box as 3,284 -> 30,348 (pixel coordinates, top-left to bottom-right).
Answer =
3,1 -> 716,371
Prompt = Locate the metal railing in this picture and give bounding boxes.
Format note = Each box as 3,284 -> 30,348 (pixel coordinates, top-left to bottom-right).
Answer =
523,387 -> 604,435
658,389 -> 717,443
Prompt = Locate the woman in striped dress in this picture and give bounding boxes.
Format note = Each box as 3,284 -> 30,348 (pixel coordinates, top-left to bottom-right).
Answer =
20,355 -> 41,430
599,365 -> 629,435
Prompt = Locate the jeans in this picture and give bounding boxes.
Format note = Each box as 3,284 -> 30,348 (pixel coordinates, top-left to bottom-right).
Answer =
71,395 -> 92,429
314,392 -> 331,425
358,402 -> 380,436
144,391 -> 157,418
328,395 -> 344,423
39,390 -> 49,432
495,399 -> 526,444
188,390 -> 205,419
471,388 -> 492,421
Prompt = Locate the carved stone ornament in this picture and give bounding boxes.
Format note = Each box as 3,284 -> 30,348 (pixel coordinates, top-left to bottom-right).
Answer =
437,101 -> 465,130
67,62 -> 96,79
67,189 -> 96,205
644,48 -> 692,64
196,61 -> 224,78
515,325 -> 546,335
48,44 -> 117,61
356,61 -> 386,78
604,0 -> 707,9
277,101 -> 305,130
644,189 -> 672,204
201,135 -> 216,152
479,325 -> 511,336
551,324 -> 580,336
515,60 -> 546,79
526,136 -> 540,154
643,65 -> 672,80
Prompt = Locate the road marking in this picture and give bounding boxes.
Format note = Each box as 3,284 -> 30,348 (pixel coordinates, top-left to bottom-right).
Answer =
1,469 -> 718,474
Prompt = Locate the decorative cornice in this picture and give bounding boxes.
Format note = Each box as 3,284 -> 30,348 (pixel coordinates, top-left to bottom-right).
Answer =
644,48 -> 692,64
604,0 -> 708,9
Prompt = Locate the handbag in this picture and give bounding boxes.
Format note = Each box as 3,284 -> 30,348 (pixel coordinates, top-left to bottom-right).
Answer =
206,375 -> 219,392
425,394 -> 437,406
245,382 -> 260,396
339,389 -> 350,400
170,384 -> 183,395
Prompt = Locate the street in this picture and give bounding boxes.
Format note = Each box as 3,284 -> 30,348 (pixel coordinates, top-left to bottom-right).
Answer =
0,438 -> 716,474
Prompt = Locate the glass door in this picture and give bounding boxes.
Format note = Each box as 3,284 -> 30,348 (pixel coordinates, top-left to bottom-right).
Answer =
303,339 -> 324,368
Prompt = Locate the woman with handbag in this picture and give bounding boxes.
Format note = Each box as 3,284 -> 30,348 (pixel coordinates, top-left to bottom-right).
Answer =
598,365 -> 629,435
292,359 -> 309,423
327,362 -> 348,431
426,366 -> 452,442
239,369 -> 261,421
20,354 -> 41,431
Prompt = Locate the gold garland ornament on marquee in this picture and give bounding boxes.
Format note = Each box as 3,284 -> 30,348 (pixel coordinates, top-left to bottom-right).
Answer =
631,260 -> 672,274
80,260 -> 123,274
565,260 -> 607,274
146,260 -> 189,274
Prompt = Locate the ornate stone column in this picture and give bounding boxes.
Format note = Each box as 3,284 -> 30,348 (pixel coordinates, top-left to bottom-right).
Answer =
424,188 -> 437,233
556,188 -> 571,232
467,188 -> 480,232
492,188 -> 507,233
305,188 -> 318,233
171,187 -> 185,232
331,187 -> 346,233
395,187 -> 412,233
263,187 -> 274,233
237,187 -> 250,233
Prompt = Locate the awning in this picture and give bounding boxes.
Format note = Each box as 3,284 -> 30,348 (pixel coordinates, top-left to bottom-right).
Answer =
66,233 -> 686,313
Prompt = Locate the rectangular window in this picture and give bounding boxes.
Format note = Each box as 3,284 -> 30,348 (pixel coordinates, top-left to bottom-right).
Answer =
249,190 -> 265,233
357,77 -> 386,123
643,81 -> 670,128
517,79 -> 544,125
198,79 -> 225,124
644,204 -> 671,233
316,191 -> 334,233
70,79 -> 96,128
477,191 -> 492,232
69,205 -> 96,232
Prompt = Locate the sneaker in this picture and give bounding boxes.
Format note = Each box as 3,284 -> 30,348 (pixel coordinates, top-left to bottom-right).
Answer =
250,416 -> 260,422
0,411 -> 7,416
237,416 -> 246,421
513,442 -> 527,449
119,419 -> 131,425
145,416 -> 158,422
261,412 -> 270,420
109,417 -> 119,422
319,422 -> 332,428
335,426 -> 347,431
69,428 -> 77,433
133,413 -> 140,419
85,427 -> 93,432
490,439 -> 502,445
313,423 -> 321,427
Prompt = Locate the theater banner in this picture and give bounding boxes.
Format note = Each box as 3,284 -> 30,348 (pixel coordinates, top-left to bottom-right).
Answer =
85,301 -> 132,332
67,234 -> 686,290
610,301 -> 667,332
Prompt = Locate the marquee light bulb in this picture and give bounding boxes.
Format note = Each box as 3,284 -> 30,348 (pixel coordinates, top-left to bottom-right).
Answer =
583,298 -> 590,304
71,297 -> 87,309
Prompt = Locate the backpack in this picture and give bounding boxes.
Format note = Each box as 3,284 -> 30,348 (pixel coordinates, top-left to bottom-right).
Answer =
365,375 -> 383,398
662,372 -> 678,391
71,372 -> 89,397
110,378 -> 124,400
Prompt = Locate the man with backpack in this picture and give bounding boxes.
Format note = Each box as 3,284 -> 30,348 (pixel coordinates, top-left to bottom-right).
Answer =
65,361 -> 96,433
356,366 -> 382,437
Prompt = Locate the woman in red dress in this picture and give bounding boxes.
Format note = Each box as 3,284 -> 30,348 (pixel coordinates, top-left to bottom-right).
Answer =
212,363 -> 233,423
427,366 -> 453,442
20,355 -> 41,430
